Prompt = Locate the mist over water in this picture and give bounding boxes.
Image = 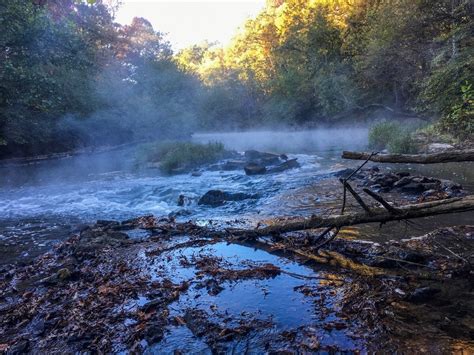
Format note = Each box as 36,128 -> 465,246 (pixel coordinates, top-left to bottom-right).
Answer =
193,128 -> 369,154
0,128 -> 368,263
1,128 -> 472,265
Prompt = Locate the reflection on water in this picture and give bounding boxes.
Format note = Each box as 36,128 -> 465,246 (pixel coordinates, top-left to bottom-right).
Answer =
146,242 -> 360,353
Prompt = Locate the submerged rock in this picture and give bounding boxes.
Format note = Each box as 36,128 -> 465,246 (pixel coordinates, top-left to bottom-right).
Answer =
198,190 -> 258,206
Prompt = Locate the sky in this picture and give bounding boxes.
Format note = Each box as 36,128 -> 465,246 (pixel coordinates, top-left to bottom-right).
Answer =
115,0 -> 266,50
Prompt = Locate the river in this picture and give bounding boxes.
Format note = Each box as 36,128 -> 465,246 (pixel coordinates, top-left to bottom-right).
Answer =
0,128 -> 473,265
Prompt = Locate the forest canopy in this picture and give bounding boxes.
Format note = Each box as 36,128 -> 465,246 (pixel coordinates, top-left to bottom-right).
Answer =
1,0 -> 473,158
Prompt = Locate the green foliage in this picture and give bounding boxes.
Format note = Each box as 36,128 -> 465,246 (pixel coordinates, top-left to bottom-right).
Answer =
387,132 -> 418,154
368,122 -> 403,150
438,82 -> 474,139
1,0 -> 473,158
0,0 -> 201,158
369,121 -> 417,153
139,141 -> 226,174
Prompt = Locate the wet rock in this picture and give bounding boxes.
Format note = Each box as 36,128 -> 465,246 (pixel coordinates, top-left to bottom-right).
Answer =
373,173 -> 399,188
397,250 -> 426,264
96,220 -> 120,228
218,160 -> 247,171
393,176 -> 413,188
198,190 -> 258,206
369,184 -> 383,192
406,287 -> 441,303
244,163 -> 267,175
177,195 -> 185,207
399,182 -> 426,193
190,171 -> 202,177
333,168 -> 355,178
395,171 -> 410,178
267,158 -> 300,174
244,150 -> 280,162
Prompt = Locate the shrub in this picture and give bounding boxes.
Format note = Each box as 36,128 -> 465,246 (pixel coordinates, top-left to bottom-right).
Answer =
368,121 -> 403,150
437,82 -> 474,139
139,141 -> 226,174
368,121 -> 418,153
387,132 -> 418,154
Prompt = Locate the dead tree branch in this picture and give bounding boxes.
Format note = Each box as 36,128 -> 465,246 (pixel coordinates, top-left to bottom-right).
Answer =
224,196 -> 474,238
363,188 -> 401,214
342,150 -> 474,164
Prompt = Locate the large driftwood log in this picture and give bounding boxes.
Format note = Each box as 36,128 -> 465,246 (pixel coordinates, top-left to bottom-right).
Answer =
226,196 -> 474,237
342,149 -> 474,164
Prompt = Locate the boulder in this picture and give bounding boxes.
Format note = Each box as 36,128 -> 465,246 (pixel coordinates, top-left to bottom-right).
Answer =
267,158 -> 300,174
399,182 -> 427,193
393,176 -> 413,188
244,150 -> 280,161
198,190 -> 258,207
244,163 -> 267,175
218,160 -> 247,171
333,168 -> 355,178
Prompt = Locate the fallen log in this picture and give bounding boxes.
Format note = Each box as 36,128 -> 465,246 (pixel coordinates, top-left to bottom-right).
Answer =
225,195 -> 474,237
342,149 -> 474,164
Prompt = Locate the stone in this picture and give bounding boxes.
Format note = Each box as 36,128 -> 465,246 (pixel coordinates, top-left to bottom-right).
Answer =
198,190 -> 258,207
399,182 -> 426,193
218,160 -> 247,171
244,150 -> 280,161
266,158 -> 300,174
244,163 -> 267,175
333,168 -> 355,178
394,176 -> 413,188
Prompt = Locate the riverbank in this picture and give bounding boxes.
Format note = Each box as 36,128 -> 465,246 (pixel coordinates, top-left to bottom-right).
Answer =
1,216 -> 472,353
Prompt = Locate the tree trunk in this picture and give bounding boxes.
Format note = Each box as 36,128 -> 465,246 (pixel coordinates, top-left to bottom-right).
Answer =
342,150 -> 474,164
224,196 -> 474,237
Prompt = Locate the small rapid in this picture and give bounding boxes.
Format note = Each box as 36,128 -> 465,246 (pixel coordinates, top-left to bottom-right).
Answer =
1,128 -> 472,264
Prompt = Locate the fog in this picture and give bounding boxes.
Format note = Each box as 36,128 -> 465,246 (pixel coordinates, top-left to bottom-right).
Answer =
193,127 -> 369,154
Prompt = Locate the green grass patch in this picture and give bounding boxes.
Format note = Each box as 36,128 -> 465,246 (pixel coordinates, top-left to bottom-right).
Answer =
138,140 -> 227,174
368,121 -> 418,154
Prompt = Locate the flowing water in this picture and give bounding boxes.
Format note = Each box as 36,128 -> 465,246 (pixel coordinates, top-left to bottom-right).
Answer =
0,128 -> 473,264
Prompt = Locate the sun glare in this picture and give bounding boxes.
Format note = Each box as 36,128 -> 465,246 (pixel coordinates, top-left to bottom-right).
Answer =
116,0 -> 266,50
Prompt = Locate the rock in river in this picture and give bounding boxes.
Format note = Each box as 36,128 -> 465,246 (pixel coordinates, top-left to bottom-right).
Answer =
244,163 -> 267,175
198,190 -> 258,207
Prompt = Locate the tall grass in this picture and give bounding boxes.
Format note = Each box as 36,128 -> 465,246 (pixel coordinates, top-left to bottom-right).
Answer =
138,141 -> 226,174
368,121 -> 418,154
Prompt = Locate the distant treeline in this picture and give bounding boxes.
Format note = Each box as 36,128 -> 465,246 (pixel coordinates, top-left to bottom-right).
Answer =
177,0 -> 473,133
1,0 -> 472,158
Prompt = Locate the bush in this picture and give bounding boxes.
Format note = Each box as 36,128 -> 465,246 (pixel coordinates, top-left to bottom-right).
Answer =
437,82 -> 474,139
368,121 -> 418,153
387,132 -> 418,154
139,141 -> 226,174
368,121 -> 403,150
